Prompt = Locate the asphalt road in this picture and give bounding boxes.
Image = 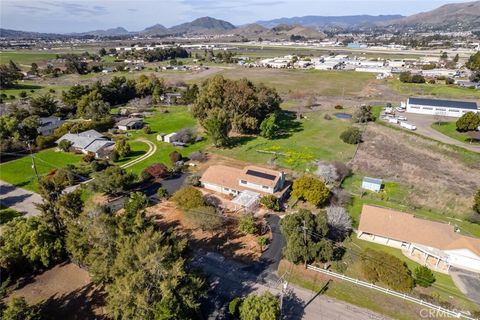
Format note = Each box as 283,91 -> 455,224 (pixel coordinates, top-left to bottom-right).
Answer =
191,250 -> 390,320
402,113 -> 480,153
0,181 -> 41,216
450,267 -> 480,305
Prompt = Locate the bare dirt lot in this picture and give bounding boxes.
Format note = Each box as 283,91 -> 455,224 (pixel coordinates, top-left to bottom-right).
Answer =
146,200 -> 270,263
351,123 -> 480,217
7,263 -> 106,320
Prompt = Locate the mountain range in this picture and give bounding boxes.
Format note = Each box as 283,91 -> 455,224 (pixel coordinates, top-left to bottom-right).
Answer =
1,1 -> 479,39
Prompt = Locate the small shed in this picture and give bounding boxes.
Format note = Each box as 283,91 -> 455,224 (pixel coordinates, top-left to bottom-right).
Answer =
164,132 -> 178,143
361,177 -> 383,193
116,117 -> 144,131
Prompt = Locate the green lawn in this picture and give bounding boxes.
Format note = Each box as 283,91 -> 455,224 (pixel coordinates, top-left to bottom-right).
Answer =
431,121 -> 478,144
214,109 -> 356,171
390,79 -> 480,99
0,149 -> 82,192
0,81 -> 70,101
124,106 -> 209,174
114,140 -> 150,165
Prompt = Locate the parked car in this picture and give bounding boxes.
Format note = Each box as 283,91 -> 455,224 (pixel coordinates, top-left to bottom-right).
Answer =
397,116 -> 407,121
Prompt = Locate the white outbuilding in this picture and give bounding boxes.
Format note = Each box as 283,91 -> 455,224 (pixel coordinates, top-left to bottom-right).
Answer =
406,97 -> 479,118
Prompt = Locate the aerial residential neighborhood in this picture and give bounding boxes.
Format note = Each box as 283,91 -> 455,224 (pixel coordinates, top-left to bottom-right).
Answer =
1,1 -> 480,319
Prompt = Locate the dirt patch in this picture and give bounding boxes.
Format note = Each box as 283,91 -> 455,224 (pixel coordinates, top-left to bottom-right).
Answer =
7,263 -> 106,320
351,123 -> 480,216
146,200 -> 270,263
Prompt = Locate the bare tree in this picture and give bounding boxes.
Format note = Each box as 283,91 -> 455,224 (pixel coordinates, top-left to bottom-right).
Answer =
326,206 -> 352,240
315,163 -> 339,185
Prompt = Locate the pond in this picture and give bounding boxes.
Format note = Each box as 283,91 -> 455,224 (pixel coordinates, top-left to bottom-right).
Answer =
334,113 -> 353,120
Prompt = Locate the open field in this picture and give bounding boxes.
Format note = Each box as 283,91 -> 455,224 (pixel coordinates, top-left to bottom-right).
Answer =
0,81 -> 70,101
213,108 -> 356,171
431,121 -> 479,144
0,149 -> 82,192
0,51 -> 58,67
350,123 -> 480,226
389,79 -> 480,100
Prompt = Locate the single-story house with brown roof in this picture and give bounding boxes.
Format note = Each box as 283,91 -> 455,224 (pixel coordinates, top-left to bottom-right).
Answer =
358,205 -> 480,273
200,164 -> 291,210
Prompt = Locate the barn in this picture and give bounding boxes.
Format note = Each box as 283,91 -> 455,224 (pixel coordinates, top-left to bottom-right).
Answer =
406,97 -> 479,118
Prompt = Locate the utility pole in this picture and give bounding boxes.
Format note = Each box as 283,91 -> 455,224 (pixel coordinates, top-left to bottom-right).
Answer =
280,280 -> 288,319
302,219 -> 307,269
27,142 -> 39,182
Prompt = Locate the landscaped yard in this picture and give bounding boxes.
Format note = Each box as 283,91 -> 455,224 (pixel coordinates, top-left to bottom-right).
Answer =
124,107 -> 209,174
390,79 -> 480,99
432,121 -> 479,144
0,149 -> 82,192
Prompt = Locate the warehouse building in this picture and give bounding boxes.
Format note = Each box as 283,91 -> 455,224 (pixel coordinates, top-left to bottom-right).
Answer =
406,97 -> 479,118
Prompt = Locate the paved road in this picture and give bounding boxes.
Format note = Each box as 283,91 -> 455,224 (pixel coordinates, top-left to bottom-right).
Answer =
403,113 -> 480,153
450,268 -> 480,305
191,250 -> 389,320
0,181 -> 42,216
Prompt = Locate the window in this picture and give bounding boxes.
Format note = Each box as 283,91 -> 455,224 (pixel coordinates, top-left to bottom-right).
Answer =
262,185 -> 269,189
240,180 -> 247,184
449,109 -> 459,112
410,106 -> 420,109
422,107 -> 433,110
435,108 -> 446,111
224,188 -> 229,191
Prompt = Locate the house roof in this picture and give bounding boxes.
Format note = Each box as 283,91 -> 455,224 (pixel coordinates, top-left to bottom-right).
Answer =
238,165 -> 282,188
408,97 -> 478,110
358,205 -> 480,256
56,130 -> 108,150
200,164 -> 289,197
116,117 -> 143,127
84,140 -> 115,153
362,177 -> 382,185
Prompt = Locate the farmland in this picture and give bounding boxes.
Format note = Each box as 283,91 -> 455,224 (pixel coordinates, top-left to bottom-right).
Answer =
389,78 -> 480,99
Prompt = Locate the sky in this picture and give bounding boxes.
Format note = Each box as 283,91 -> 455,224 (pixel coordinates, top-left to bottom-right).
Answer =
0,0 -> 474,33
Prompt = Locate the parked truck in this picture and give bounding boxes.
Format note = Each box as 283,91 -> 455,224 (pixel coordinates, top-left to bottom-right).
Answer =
400,122 -> 416,130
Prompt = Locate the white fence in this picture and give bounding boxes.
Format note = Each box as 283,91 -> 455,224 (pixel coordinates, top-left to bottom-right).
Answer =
306,265 -> 476,320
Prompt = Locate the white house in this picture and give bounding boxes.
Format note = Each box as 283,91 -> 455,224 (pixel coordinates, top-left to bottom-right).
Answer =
200,165 -> 290,200
116,117 -> 144,131
55,129 -> 115,159
361,177 -> 382,192
406,97 -> 479,118
358,205 -> 480,273
163,132 -> 178,143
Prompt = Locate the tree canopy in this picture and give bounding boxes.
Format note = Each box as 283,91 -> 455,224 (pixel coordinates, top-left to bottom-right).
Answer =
238,292 -> 280,320
456,111 -> 480,132
280,209 -> 333,265
291,176 -> 330,207
466,51 -> 480,71
192,75 -> 281,135
171,186 -> 206,210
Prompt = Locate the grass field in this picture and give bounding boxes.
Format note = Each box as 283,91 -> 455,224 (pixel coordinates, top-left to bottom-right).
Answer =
0,51 -> 58,67
0,149 -> 82,192
216,68 -> 375,96
214,109 -> 357,171
0,81 -> 70,101
390,79 -> 480,99
431,121 -> 478,144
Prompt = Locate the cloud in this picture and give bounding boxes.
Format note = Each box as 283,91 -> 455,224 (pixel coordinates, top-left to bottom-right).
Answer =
180,0 -> 284,10
12,4 -> 51,14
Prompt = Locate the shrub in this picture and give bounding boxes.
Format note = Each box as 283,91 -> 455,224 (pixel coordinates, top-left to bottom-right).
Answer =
58,139 -> 73,152
142,125 -> 151,134
257,236 -> 268,251
414,266 -> 436,287
185,174 -> 201,186
291,176 -> 330,207
114,138 -> 131,157
156,187 -> 169,199
456,111 -> 480,132
141,170 -> 153,181
171,186 -> 205,210
239,215 -> 257,234
82,152 -> 95,163
229,297 -> 243,317
188,151 -> 208,162
340,127 -> 362,144
19,91 -> 28,98
260,195 -> 280,211
36,135 -> 57,149
352,105 -> 374,123
324,114 -> 332,120
361,248 -> 414,292
428,79 -> 436,84
176,128 -> 196,144
110,150 -> 120,162
169,151 -> 182,165
474,189 -> 480,214
334,105 -> 343,109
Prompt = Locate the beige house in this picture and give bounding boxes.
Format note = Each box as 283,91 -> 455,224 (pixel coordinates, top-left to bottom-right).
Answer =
358,205 -> 480,273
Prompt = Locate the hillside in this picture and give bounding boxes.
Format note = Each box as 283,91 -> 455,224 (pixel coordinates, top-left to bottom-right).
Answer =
140,24 -> 169,36
385,0 -> 480,31
256,14 -> 403,30
168,17 -> 236,35
72,27 -> 131,37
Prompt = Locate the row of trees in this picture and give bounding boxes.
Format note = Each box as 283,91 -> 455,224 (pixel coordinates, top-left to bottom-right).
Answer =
0,60 -> 22,88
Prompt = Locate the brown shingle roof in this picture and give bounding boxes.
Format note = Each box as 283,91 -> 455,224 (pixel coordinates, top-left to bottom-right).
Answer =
358,205 -> 480,256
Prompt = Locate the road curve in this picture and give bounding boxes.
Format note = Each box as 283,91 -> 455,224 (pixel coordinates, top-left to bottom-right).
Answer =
121,138 -> 157,169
